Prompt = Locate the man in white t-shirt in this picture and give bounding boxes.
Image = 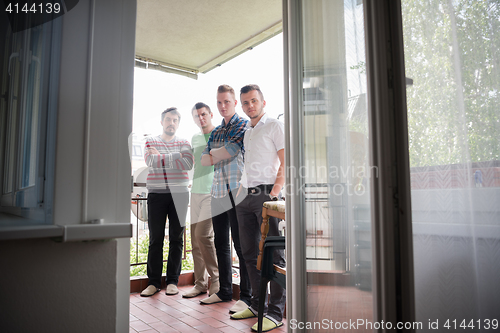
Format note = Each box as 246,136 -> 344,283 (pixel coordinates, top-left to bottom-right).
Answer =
231,85 -> 285,332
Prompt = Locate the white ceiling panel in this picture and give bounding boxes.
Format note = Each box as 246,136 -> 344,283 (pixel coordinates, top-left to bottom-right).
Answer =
135,0 -> 282,78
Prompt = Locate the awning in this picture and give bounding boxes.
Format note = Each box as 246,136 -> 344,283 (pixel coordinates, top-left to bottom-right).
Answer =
135,0 -> 282,79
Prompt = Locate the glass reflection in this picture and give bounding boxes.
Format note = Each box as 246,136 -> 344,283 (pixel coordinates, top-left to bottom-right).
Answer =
301,0 -> 373,331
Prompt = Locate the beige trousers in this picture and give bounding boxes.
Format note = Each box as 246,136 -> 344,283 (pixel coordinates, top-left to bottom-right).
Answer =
190,193 -> 219,291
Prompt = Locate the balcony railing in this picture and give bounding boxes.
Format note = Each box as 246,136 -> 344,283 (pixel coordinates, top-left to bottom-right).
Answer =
130,183 -> 191,273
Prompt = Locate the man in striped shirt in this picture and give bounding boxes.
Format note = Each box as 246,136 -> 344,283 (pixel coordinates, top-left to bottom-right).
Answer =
140,107 -> 194,297
199,85 -> 252,313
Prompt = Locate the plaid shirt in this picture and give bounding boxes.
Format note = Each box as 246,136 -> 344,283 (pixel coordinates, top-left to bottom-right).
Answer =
201,113 -> 248,198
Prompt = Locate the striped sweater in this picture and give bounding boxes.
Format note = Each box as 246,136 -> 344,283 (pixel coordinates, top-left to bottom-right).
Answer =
144,135 -> 194,193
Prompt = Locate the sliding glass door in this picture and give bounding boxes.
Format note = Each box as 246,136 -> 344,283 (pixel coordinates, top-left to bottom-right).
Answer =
285,0 -> 499,332
285,1 -> 375,331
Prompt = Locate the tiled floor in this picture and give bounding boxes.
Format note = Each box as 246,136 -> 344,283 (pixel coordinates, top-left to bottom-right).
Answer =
129,285 -> 287,333
307,285 -> 373,333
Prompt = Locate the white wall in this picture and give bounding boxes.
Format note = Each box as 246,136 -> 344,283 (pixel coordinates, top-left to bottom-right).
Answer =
0,0 -> 136,331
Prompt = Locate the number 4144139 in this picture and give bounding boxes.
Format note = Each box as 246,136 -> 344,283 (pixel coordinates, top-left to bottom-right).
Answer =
5,2 -> 61,14
443,319 -> 498,330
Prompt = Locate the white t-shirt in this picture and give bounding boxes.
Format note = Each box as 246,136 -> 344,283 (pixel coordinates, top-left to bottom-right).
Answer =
241,113 -> 285,188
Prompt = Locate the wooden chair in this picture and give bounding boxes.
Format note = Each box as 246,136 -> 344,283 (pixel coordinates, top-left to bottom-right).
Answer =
256,201 -> 286,333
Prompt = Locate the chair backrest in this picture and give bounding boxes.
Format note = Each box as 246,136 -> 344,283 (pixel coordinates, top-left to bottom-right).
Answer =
257,201 -> 286,270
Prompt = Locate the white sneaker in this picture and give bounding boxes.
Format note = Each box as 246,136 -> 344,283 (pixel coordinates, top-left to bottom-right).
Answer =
165,284 -> 179,295
229,300 -> 249,313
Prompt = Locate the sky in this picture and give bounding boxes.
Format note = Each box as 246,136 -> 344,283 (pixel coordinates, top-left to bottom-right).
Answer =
132,33 -> 284,142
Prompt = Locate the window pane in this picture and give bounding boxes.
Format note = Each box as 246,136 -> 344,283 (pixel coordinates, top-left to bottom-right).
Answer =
402,0 -> 500,327
3,32 -> 23,195
1,17 -> 60,225
301,0 -> 373,330
21,26 -> 43,189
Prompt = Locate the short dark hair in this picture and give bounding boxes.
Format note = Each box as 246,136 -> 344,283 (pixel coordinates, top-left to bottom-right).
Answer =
192,102 -> 212,116
217,84 -> 236,99
161,107 -> 181,121
240,84 -> 264,100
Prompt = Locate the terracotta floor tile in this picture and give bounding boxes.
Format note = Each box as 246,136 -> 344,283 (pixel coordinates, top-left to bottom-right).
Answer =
130,303 -> 145,315
203,310 -> 231,321
193,324 -> 226,332
176,315 -> 205,327
160,299 -> 181,307
130,294 -> 144,303
198,317 -> 229,329
143,296 -> 163,304
148,321 -> 181,333
132,284 -> 373,332
179,308 -> 211,319
208,302 -> 234,315
133,312 -> 161,324
156,314 -> 182,326
221,318 -> 253,330
139,307 -> 163,316
153,302 -> 175,312
155,306 -> 185,318
129,320 -> 154,332
178,299 -> 214,313
219,327 -> 240,333
136,304 -> 165,315
169,322 -> 200,333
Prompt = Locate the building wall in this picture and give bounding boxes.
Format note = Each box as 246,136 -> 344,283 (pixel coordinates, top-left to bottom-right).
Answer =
0,239 -> 118,332
0,0 -> 136,331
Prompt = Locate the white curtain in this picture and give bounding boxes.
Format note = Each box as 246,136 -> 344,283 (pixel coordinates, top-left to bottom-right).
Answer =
402,0 -> 500,328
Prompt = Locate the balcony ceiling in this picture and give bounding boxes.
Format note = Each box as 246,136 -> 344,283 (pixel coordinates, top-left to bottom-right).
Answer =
135,0 -> 282,79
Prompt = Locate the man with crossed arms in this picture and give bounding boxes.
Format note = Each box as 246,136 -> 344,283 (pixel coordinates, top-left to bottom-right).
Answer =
231,84 -> 286,332
200,84 -> 252,314
182,102 -> 220,298
140,107 -> 194,297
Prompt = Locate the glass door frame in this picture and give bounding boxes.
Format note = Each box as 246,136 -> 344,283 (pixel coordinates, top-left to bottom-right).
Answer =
283,0 -> 307,327
283,0 -> 416,331
363,0 -> 415,329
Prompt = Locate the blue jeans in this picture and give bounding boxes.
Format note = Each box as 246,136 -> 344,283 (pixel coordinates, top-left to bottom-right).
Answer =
211,193 -> 252,303
146,192 -> 189,288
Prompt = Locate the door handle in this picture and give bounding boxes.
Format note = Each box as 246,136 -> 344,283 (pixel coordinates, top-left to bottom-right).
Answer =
8,51 -> 20,76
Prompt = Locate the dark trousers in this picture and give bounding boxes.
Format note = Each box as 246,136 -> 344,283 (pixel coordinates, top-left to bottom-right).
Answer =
211,193 -> 252,302
236,185 -> 285,322
146,192 -> 189,288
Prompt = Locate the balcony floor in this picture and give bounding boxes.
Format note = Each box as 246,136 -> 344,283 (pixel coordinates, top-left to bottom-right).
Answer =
129,285 -> 287,332
130,283 -> 373,332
